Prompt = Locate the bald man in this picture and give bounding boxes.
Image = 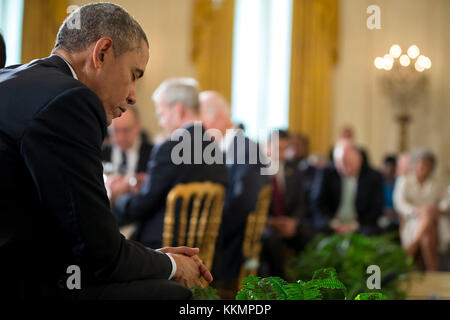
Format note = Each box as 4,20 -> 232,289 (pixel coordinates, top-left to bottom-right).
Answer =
200,91 -> 269,287
310,139 -> 383,236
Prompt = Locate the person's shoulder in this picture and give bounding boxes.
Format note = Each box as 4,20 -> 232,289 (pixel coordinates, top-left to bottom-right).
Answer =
2,56 -> 101,111
149,139 -> 175,162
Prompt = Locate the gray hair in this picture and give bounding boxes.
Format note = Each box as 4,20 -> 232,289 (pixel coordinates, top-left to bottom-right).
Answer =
152,78 -> 200,113
53,2 -> 148,56
411,149 -> 437,172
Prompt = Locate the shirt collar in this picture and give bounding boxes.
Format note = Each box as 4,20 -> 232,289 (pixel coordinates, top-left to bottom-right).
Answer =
54,54 -> 78,80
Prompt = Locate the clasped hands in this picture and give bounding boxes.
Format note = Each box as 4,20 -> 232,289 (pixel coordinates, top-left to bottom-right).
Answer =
159,246 -> 213,289
268,216 -> 298,239
107,173 -> 147,202
330,218 -> 359,235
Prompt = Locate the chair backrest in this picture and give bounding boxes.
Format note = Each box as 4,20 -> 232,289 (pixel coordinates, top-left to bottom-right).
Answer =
163,181 -> 226,270
238,184 -> 273,284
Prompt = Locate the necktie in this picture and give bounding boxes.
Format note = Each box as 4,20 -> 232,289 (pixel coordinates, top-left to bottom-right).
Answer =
272,175 -> 285,217
118,151 -> 127,175
337,177 -> 356,223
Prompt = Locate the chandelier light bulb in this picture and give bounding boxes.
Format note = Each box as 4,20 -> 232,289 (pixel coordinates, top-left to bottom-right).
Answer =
423,56 -> 432,69
399,54 -> 410,67
415,60 -> 425,72
383,54 -> 394,70
374,57 -> 385,69
408,45 -> 420,59
416,55 -> 428,68
390,44 -> 402,58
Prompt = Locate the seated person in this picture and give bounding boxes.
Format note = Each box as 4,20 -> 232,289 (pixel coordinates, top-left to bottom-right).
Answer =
102,107 -> 153,176
394,149 -> 449,271
397,152 -> 411,177
0,33 -> 5,68
113,78 -> 227,249
103,108 -> 153,202
286,133 -> 309,166
199,91 -> 269,286
310,139 -> 383,236
378,155 -> 400,234
287,132 -> 316,198
260,130 -> 314,278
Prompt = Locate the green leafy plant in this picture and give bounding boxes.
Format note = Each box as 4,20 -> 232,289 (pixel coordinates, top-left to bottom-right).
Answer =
354,293 -> 388,300
236,268 -> 348,300
191,285 -> 221,300
285,232 -> 414,300
193,267 -> 391,300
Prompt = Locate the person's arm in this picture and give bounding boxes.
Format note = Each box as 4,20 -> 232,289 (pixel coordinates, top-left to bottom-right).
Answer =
113,141 -> 178,224
21,87 -> 173,283
394,176 -> 416,218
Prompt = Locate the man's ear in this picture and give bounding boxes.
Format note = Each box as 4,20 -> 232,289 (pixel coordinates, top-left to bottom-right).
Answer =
92,37 -> 114,69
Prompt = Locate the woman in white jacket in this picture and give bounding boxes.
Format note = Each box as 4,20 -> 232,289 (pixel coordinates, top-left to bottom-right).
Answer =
394,150 -> 449,271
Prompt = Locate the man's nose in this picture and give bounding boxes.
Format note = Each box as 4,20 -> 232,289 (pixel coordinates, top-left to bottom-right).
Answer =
127,86 -> 137,105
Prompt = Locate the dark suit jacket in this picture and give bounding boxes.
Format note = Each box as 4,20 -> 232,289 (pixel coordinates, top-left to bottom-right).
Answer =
309,164 -> 383,236
0,33 -> 5,68
213,133 -> 269,282
114,123 -> 228,249
267,161 -> 314,250
0,55 -> 172,298
101,135 -> 153,174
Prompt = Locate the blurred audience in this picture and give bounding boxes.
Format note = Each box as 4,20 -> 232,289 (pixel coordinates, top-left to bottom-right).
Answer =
199,91 -> 269,287
259,130 -> 314,278
378,155 -> 400,234
329,125 -> 370,166
103,108 -> 153,201
112,78 -> 227,248
0,33 -> 6,68
310,139 -> 383,236
286,133 -> 309,166
394,149 -> 449,271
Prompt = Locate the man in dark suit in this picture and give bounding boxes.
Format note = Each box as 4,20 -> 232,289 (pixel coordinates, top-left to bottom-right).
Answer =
102,107 -> 153,175
260,130 -> 314,278
113,80 -> 228,249
199,91 -> 269,286
102,107 -> 153,203
310,139 -> 383,236
0,33 -> 5,68
0,3 -> 211,299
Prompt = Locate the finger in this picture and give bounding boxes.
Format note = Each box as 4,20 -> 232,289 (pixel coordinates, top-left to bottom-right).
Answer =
198,262 -> 213,283
158,247 -> 200,257
190,255 -> 213,283
174,247 -> 200,257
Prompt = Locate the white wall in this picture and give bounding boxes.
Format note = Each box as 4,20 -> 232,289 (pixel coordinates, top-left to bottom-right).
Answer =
68,0 -> 196,139
333,0 -> 450,179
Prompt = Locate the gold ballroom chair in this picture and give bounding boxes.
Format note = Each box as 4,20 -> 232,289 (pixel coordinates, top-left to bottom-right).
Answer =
162,181 -> 226,271
238,184 -> 273,285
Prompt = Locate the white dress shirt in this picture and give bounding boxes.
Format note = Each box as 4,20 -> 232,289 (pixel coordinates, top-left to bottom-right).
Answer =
111,138 -> 142,176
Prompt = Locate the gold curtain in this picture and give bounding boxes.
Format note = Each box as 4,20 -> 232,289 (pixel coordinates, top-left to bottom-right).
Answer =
289,0 -> 339,155
21,0 -> 68,63
192,0 -> 235,103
